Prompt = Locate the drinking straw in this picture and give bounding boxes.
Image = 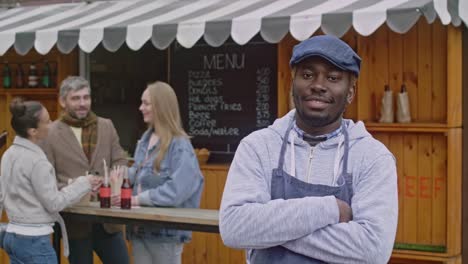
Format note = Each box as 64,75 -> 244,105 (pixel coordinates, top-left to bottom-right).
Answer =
103,159 -> 108,186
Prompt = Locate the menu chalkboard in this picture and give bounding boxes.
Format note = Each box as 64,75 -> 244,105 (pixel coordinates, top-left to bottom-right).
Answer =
170,39 -> 277,160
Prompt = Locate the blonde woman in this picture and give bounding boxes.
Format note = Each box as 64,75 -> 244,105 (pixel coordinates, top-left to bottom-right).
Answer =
116,81 -> 204,264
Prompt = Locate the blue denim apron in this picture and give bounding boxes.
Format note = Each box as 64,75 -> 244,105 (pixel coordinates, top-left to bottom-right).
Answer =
250,120 -> 353,264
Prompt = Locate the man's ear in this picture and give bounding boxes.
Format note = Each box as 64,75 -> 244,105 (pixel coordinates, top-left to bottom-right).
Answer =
59,97 -> 66,109
346,76 -> 356,104
347,85 -> 355,104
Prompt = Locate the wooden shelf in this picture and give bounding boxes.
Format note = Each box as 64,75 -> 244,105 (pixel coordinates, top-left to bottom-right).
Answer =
392,250 -> 460,263
0,88 -> 58,95
365,122 -> 456,133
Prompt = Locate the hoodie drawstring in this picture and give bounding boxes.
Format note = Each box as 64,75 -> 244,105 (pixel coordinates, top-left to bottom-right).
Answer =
290,133 -> 296,177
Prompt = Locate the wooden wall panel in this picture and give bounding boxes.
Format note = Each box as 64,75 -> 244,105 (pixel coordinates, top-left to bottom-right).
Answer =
432,135 -> 447,246
402,25 -> 419,122
417,134 -> 432,244
181,165 -> 245,264
373,132 -> 447,250
390,134 -> 405,243
431,21 -> 447,123
417,21 -> 433,122
402,134 -> 418,244
373,133 -> 389,146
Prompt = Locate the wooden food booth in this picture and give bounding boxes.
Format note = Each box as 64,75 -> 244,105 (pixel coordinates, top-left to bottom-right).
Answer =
0,0 -> 467,263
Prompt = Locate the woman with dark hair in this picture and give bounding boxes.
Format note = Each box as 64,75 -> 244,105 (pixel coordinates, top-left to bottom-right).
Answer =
0,97 -> 102,264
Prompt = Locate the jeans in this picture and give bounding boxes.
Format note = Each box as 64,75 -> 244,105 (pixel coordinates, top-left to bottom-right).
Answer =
68,224 -> 129,264
132,238 -> 183,264
4,232 -> 57,264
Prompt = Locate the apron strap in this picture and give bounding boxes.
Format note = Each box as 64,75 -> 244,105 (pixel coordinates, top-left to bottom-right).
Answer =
342,121 -> 350,176
277,119 -> 295,171
340,121 -> 354,199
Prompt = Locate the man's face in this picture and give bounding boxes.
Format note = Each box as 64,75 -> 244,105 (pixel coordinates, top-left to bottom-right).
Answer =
292,56 -> 355,133
60,88 -> 91,120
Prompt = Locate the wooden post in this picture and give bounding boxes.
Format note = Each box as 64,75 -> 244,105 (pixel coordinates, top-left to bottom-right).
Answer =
277,34 -> 297,117
446,128 -> 462,256
447,26 -> 462,127
461,25 -> 468,264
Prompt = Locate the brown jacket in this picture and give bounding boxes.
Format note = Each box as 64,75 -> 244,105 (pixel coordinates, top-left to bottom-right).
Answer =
40,117 -> 127,239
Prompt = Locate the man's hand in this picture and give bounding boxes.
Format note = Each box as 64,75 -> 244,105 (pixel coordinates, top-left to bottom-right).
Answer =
336,198 -> 352,223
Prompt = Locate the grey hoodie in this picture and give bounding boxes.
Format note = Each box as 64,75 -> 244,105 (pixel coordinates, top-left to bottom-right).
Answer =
220,110 -> 398,264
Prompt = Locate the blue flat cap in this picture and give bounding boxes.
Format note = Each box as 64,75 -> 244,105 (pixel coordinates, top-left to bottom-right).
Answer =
290,35 -> 361,76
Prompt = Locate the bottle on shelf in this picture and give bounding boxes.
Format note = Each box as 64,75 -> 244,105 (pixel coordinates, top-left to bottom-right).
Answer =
379,84 -> 393,123
15,63 -> 24,88
3,61 -> 11,89
41,60 -> 51,88
27,63 -> 39,88
120,169 -> 132,210
397,84 -> 411,123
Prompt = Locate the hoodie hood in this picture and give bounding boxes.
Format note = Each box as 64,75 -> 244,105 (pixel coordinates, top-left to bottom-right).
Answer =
268,109 -> 371,146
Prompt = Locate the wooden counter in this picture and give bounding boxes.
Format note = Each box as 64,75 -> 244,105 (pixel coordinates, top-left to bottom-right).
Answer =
61,202 -> 219,233
53,203 -> 220,264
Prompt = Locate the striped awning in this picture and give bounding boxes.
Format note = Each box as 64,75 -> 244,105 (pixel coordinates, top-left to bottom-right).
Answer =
0,0 -> 466,55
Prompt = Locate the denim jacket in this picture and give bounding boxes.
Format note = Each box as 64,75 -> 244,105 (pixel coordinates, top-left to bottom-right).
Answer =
127,129 -> 204,243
